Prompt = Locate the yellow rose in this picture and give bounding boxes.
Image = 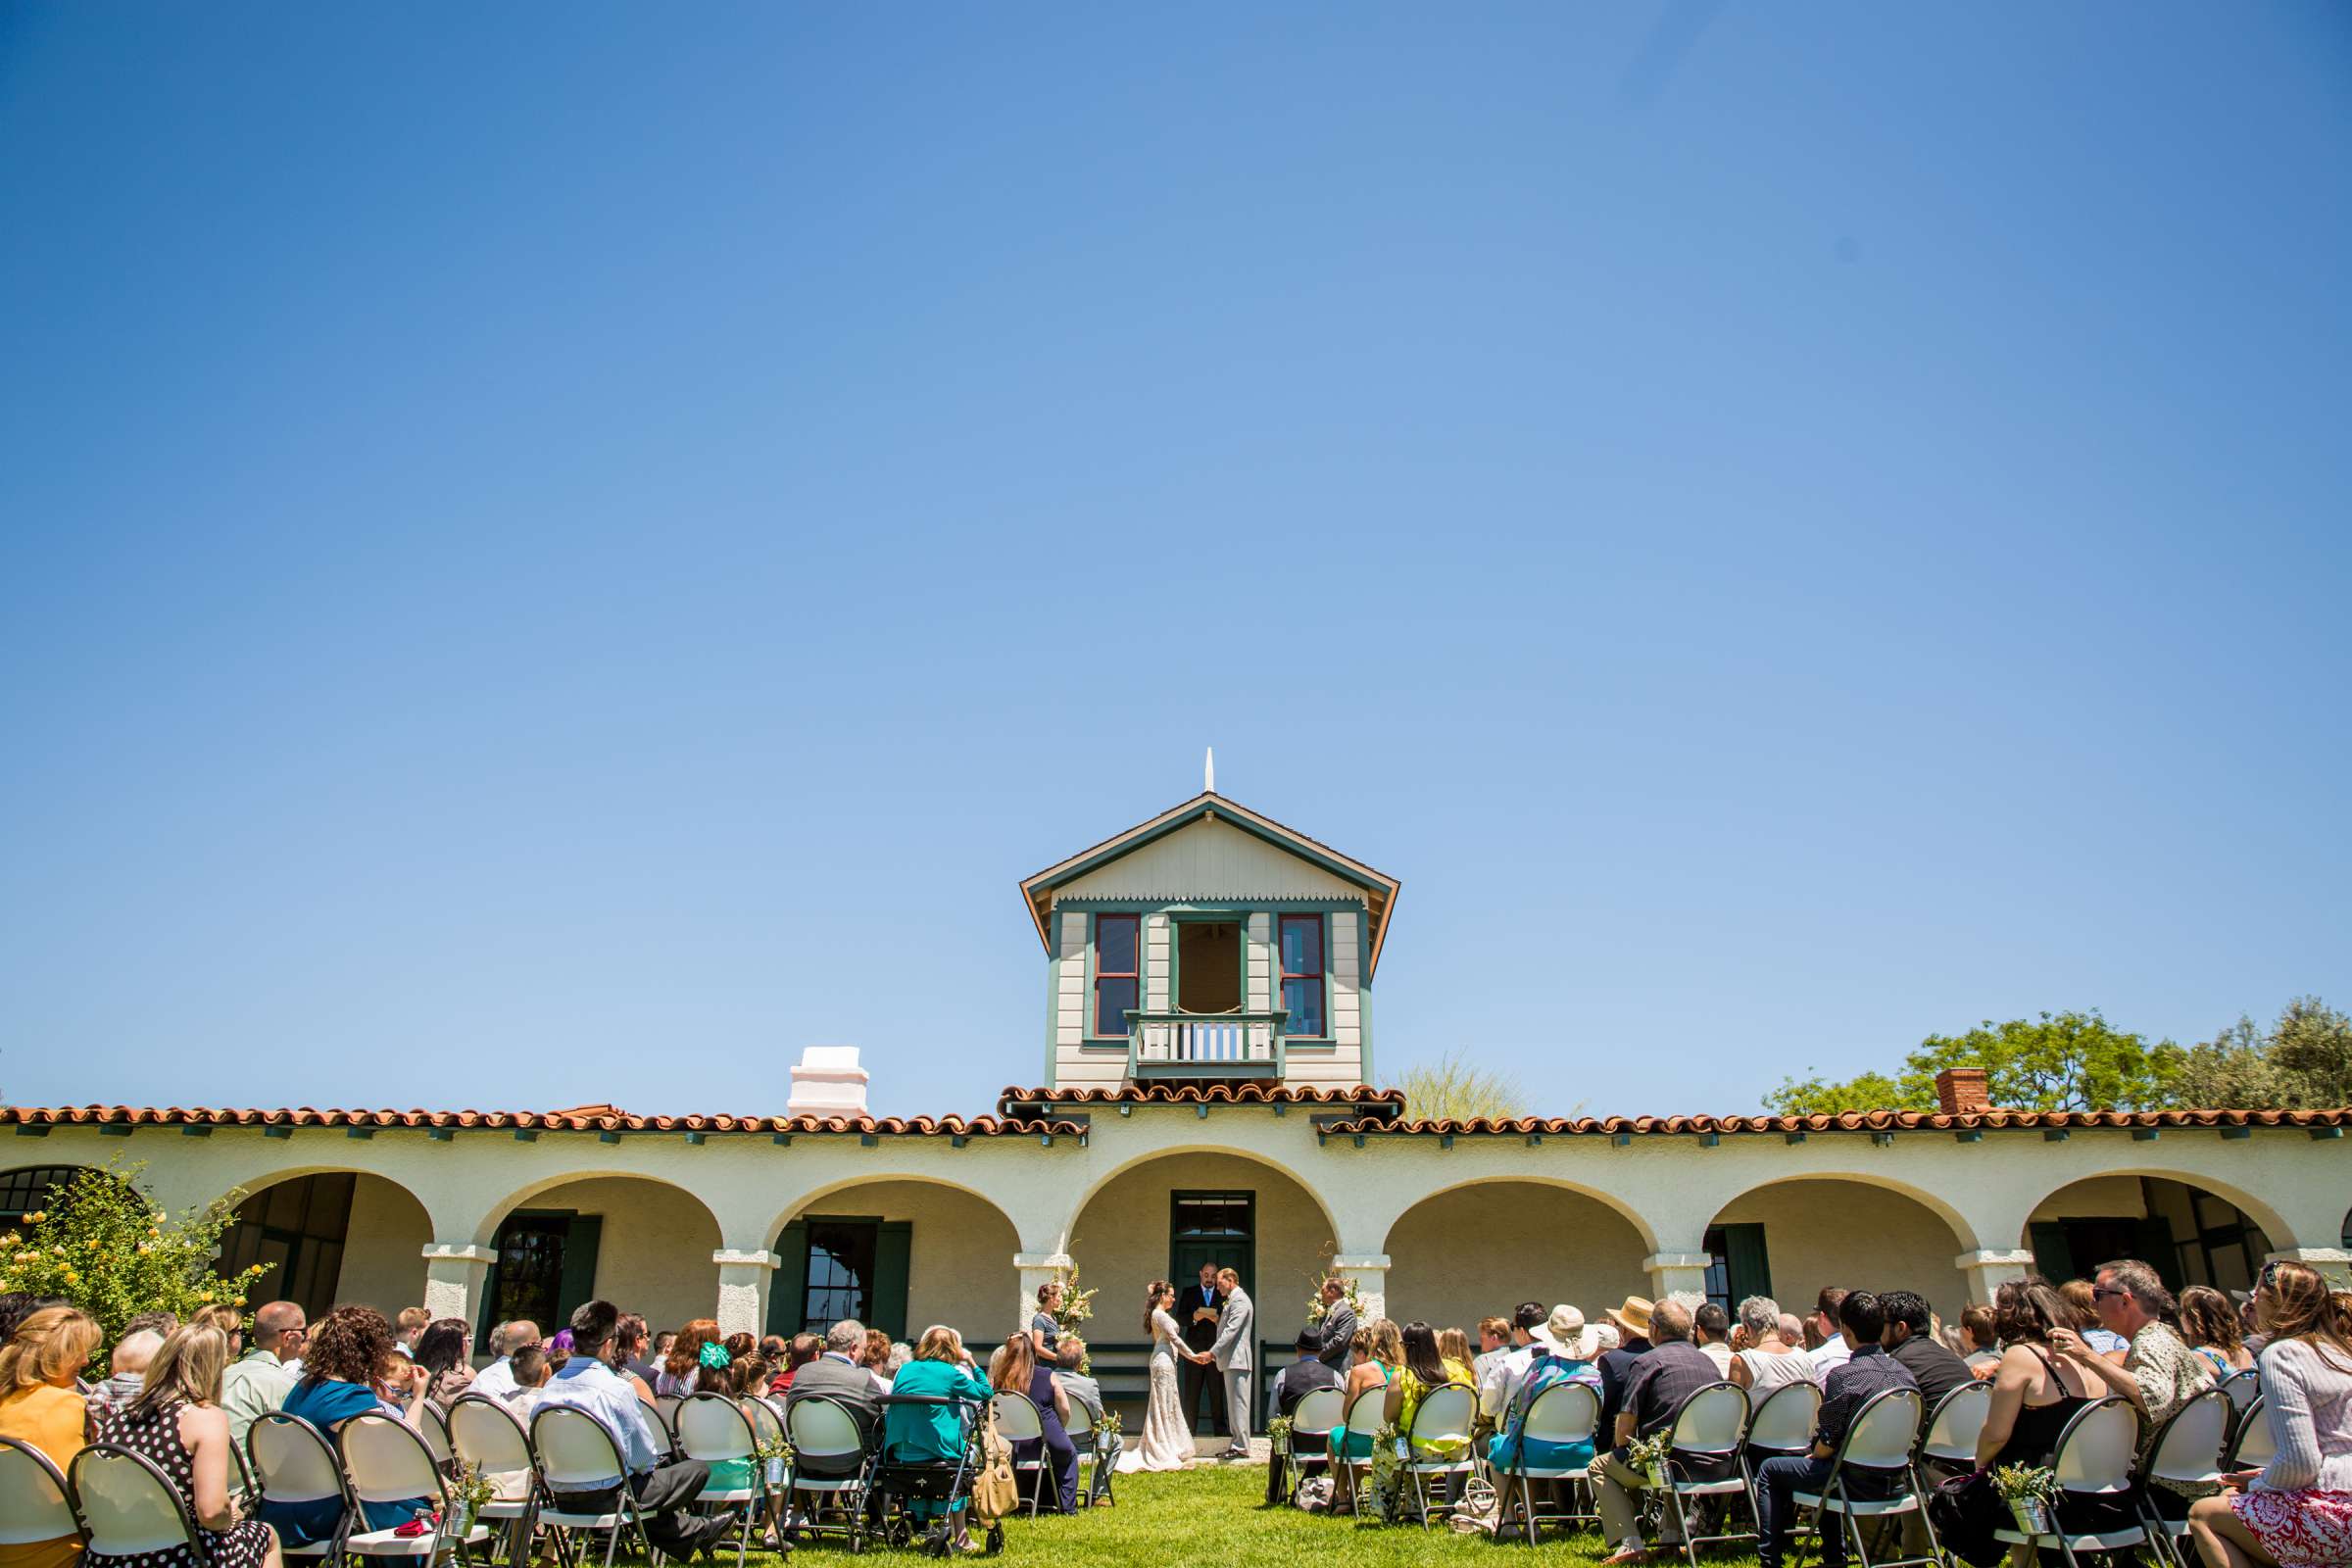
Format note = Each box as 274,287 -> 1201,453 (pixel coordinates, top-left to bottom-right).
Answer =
60,1270 -> 75,1284
24,1212 -> 42,1224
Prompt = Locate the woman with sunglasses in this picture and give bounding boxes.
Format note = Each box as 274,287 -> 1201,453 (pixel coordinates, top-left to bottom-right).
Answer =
2186,1260 -> 2352,1568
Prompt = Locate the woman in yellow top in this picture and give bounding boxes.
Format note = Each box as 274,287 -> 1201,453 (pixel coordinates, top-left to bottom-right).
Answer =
1395,1321 -> 1474,1456
0,1304 -> 103,1568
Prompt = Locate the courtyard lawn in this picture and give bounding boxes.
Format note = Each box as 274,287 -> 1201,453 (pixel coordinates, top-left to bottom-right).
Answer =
741,1464 -> 1772,1568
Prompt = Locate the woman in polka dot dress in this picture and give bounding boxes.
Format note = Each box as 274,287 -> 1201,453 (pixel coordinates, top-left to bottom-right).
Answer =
87,1324 -> 281,1568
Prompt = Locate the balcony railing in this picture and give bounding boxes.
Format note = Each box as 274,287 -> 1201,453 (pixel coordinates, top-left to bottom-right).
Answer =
1126,1009 -> 1288,1079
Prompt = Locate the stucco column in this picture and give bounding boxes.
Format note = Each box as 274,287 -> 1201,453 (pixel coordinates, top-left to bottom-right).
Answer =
2267,1248 -> 2352,1287
1956,1249 -> 2037,1304
420,1244 -> 495,1324
1332,1254 -> 1389,1323
1014,1251 -> 1073,1334
1644,1251 -> 1711,1304
713,1250 -> 779,1337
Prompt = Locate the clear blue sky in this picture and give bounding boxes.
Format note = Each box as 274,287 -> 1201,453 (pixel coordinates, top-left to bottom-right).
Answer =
4,4 -> 2347,1120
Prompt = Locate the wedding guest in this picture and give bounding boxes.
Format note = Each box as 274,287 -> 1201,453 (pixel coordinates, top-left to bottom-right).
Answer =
1755,1293 -> 1917,1568
2059,1278 -> 2129,1362
2183,1261 -> 2352,1568
2182,1286 -> 2256,1376
501,1345 -> 553,1418
1595,1296 -> 1655,1438
1592,1298 -> 1718,1565
991,1333 -> 1076,1513
1479,1301 -> 1549,1421
619,1315 -> 660,1386
87,1326 -> 281,1568
1960,1304 -> 2003,1376
1486,1306 -> 1602,1486
1396,1321 -> 1472,1463
860,1328 -> 893,1395
885,1328 -> 994,1549
2055,1259 -> 2213,1456
1732,1296 -> 1813,1396
393,1307 -> 431,1358
1805,1289 -> 1853,1382
1271,1327 -> 1341,1417
769,1334 -> 819,1396
89,1329 -> 162,1414
413,1318 -> 476,1406
1439,1326 -> 1475,1372
1473,1316 -> 1515,1390
471,1320 -> 539,1401
0,1305 -> 100,1568
1943,1279 -> 2115,1565
262,1306 -> 436,1547
1881,1290 -> 1974,1405
1693,1303 -> 1735,1377
221,1301 -> 307,1447
786,1321 -> 884,1481
659,1319 -> 721,1398
1054,1342 -> 1118,1500
191,1304 -> 246,1358
1328,1320 -> 1403,1513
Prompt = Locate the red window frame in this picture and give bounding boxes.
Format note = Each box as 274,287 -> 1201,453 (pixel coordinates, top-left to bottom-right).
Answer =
1094,914 -> 1140,1038
1278,913 -> 1326,1037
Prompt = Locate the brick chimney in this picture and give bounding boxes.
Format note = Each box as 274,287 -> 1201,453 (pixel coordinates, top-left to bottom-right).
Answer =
1936,1067 -> 1991,1115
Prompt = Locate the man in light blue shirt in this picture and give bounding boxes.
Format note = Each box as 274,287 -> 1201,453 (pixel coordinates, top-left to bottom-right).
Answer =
535,1300 -> 736,1558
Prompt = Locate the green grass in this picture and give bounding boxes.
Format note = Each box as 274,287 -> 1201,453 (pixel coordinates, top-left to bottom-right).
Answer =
727,1465 -> 1770,1567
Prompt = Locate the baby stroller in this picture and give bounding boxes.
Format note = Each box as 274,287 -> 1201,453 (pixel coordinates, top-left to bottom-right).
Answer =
869,1393 -> 1006,1557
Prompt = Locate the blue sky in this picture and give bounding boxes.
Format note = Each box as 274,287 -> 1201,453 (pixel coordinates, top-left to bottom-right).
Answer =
3,3 -> 2346,1120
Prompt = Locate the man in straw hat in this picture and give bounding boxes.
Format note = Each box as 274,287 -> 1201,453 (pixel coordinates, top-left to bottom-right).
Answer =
1591,1297 -> 1724,1564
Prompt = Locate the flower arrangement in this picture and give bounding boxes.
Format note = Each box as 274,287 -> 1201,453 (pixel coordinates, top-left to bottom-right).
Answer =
1094,1408 -> 1121,1438
1266,1414 -> 1293,1460
0,1157 -> 267,1351
1991,1463 -> 2057,1534
753,1430 -> 795,1489
1623,1430 -> 1673,1486
448,1462 -> 496,1538
1362,1424 -> 1407,1523
1047,1267 -> 1098,1372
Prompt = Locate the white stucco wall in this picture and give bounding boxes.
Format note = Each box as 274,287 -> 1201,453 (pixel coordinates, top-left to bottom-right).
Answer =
1383,1182 -> 1650,1330
518,1176 -> 722,1336
1713,1179 -> 1972,1322
779,1180 -> 1017,1346
330,1174 -> 432,1315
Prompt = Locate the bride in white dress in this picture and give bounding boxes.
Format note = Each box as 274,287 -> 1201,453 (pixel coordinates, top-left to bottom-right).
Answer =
1117,1278 -> 1204,1472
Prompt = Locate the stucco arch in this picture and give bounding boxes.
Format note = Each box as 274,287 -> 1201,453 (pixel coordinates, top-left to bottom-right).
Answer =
2020,1167 -> 2293,1255
1377,1173 -> 1666,1257
762,1175 -> 1023,1343
758,1173 -> 1022,1257
1707,1174 -> 1977,1320
1707,1171 -> 1977,1253
469,1169 -> 725,1250
210,1167 -> 434,1318
1382,1179 -> 1653,1328
1054,1142 -> 1343,1256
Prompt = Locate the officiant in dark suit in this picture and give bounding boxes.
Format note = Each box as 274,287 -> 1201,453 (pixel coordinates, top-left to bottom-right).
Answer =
1173,1260 -> 1225,1436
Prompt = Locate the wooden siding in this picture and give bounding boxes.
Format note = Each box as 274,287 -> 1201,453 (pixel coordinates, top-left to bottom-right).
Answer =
1246,912 -> 1272,1011
1331,909 -> 1362,1052
1052,816 -> 1369,901
1054,911 -> 1086,1052
1144,912 -> 1171,1010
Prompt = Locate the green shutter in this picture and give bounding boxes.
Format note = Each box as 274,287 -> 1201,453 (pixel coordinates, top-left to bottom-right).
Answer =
2028,1221 -> 2074,1283
556,1215 -> 603,1325
767,1223 -> 808,1337
1722,1223 -> 1773,1304
871,1221 -> 912,1340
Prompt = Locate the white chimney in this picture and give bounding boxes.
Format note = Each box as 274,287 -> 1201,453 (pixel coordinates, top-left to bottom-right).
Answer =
788,1046 -> 869,1117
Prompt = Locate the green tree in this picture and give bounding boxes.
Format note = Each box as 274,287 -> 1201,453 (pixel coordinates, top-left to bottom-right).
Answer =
0,1157 -> 268,1349
2171,996 -> 2352,1108
1388,1049 -> 1532,1122
1765,1009 -> 2178,1115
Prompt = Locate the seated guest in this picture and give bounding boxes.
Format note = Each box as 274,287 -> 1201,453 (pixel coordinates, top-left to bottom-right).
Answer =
1592,1298 -> 1720,1565
1732,1296 -> 1813,1396
1949,1279 -> 2111,1561
89,1325 -> 282,1568
1272,1326 -> 1343,1418
860,1329 -> 894,1395
535,1300 -> 736,1560
89,1329 -> 162,1414
221,1301 -> 306,1448
1472,1315 -> 1515,1391
263,1306 -> 436,1546
1880,1290 -> 1974,1406
1329,1320 -> 1405,1513
2185,1260 -> 2352,1568
480,1346 -> 556,1503
1959,1304 -> 2002,1376
1596,1297 -> 1656,1438
787,1320 -> 885,1481
770,1334 -> 820,1396
2181,1286 -> 2256,1377
1479,1302 -> 1549,1422
1754,1291 -> 1917,1568
413,1318 -> 476,1407
1693,1303 -> 1735,1377
1054,1338 -> 1120,1491
612,1316 -> 658,1402
659,1319 -> 721,1398
470,1320 -> 540,1401
1486,1305 -> 1603,1480
191,1304 -> 247,1359
123,1311 -> 180,1341
2059,1279 -> 2129,1362
1805,1290 -> 1853,1383
2057,1260 -> 2214,1518
1439,1326 -> 1475,1375
886,1328 -> 995,1549
0,1305 -> 100,1568
990,1334 -> 1076,1513
1396,1321 -> 1473,1459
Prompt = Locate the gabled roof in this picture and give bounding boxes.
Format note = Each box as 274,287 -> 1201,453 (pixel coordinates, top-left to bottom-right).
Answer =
1018,792 -> 1403,976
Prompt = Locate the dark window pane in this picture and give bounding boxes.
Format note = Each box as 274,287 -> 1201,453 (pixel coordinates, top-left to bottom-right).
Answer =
804,1222 -> 877,1332
1095,977 -> 1138,1036
1283,976 -> 1324,1037
1097,916 -> 1138,975
1280,916 -> 1322,977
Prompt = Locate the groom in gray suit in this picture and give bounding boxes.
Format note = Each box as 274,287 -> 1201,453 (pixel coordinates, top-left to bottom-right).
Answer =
1208,1266 -> 1255,1458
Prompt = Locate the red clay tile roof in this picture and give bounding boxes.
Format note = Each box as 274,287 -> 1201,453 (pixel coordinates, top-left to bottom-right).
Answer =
997,1083 -> 1405,1119
0,1104 -> 1084,1138
1316,1105 -> 2352,1136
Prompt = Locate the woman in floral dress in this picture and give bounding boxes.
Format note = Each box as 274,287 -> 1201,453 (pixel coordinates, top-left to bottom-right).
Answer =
2186,1261 -> 2352,1568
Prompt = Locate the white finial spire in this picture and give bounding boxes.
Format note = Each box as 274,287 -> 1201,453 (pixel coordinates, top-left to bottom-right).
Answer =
1204,746 -> 1216,795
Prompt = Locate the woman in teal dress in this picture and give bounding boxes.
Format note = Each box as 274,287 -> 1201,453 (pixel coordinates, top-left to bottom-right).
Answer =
1328,1318 -> 1403,1513
884,1326 -> 995,1552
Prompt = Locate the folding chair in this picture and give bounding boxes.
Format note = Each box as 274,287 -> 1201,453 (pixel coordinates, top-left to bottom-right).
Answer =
529,1404 -> 656,1568
1060,1397 -> 1109,1508
672,1395 -> 760,1568
1337,1381 -> 1393,1512
446,1395 -> 541,1563
2217,1370 -> 2259,1418
989,1390 -> 1051,1519
1400,1382 -> 1478,1528
2225,1395 -> 2274,1473
249,1410 -> 357,1562
651,1398 -> 683,1460
1488,1377 -> 1599,1546
68,1445 -> 211,1567
781,1396 -> 872,1549
339,1409 -> 494,1562
1281,1387 -> 1344,1504
1788,1387 -> 1936,1568
2136,1389 -> 2229,1568
0,1437 -> 82,1560
1991,1396 -> 2150,1568
417,1402 -> 455,1467
1744,1381 -> 1823,1473
1917,1383 -> 1990,1479
1656,1381 -> 1754,1568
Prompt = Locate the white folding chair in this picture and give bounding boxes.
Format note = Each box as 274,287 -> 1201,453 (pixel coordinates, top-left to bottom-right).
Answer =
340,1410 -> 493,1562
249,1410 -> 356,1562
68,1446 -> 208,1565
0,1437 -> 82,1558
530,1404 -> 654,1568
2218,1370 -> 2259,1415
1280,1386 -> 1343,1503
782,1396 -> 872,1549
1788,1387 -> 1935,1568
2137,1389 -> 2230,1568
2226,1395 -> 2275,1472
1489,1377 -> 1599,1546
673,1395 -> 760,1567
1338,1380 -> 1393,1511
417,1402 -> 454,1467
1658,1381 -> 1754,1567
1992,1396 -> 2150,1568
1401,1382 -> 1478,1528
1918,1382 -> 1991,1476
446,1393 -> 541,1561
989,1391 -> 1051,1519
1744,1381 -> 1823,1467
1059,1396 -> 1104,1508
652,1397 -> 683,1457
